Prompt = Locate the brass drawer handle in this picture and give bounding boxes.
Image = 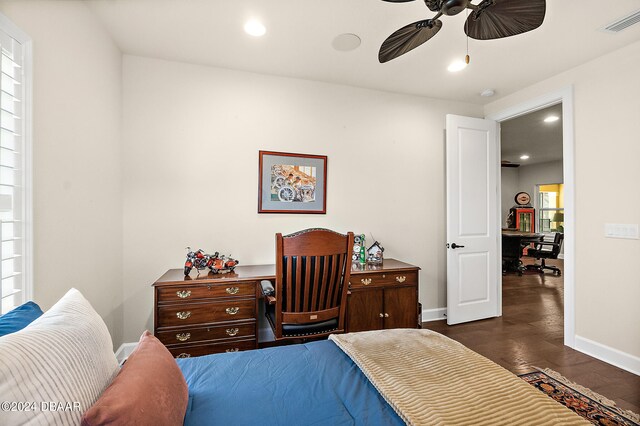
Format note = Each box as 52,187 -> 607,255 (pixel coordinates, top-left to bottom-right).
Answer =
176,290 -> 191,299
361,278 -> 372,286
226,348 -> 239,353
379,313 -> 384,318
176,333 -> 191,342
226,286 -> 240,295
396,276 -> 406,283
225,307 -> 240,315
384,313 -> 390,318
226,328 -> 239,337
176,311 -> 192,320
176,353 -> 191,358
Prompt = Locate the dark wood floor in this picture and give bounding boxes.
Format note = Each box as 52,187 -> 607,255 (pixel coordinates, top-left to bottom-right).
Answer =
424,258 -> 640,414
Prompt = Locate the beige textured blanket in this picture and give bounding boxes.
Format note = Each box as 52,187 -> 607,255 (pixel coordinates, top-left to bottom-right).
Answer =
330,329 -> 589,426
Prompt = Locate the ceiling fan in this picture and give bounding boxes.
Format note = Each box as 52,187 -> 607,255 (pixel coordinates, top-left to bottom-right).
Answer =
501,160 -> 520,168
379,0 -> 546,63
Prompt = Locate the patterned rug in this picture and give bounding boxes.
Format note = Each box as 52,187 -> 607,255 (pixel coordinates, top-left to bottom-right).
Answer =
520,369 -> 640,426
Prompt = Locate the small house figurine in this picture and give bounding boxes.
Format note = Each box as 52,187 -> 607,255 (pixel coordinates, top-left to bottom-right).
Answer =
366,241 -> 384,265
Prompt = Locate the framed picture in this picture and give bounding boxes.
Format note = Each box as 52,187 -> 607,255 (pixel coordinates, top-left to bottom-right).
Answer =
258,150 -> 327,214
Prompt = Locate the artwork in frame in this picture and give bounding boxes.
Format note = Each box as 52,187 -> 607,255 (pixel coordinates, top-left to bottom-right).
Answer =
258,150 -> 327,214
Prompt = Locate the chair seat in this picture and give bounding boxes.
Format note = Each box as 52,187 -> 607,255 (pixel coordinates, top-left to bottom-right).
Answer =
266,304 -> 338,338
527,248 -> 553,258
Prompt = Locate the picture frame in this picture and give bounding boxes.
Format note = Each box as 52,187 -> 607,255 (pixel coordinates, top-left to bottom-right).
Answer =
258,150 -> 327,214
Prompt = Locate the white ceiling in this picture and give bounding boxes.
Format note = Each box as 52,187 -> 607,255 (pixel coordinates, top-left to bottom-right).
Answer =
85,0 -> 640,104
501,103 -> 563,166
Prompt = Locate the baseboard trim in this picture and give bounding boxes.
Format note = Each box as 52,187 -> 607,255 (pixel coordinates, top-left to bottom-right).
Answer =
114,342 -> 138,366
574,335 -> 640,376
421,307 -> 446,322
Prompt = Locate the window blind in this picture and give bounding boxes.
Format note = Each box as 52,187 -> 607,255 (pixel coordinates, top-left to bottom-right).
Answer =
0,27 -> 27,314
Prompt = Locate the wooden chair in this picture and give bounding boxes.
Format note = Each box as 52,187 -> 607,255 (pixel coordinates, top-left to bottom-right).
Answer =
261,228 -> 354,342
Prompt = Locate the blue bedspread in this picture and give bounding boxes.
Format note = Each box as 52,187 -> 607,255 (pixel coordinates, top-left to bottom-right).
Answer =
177,340 -> 404,426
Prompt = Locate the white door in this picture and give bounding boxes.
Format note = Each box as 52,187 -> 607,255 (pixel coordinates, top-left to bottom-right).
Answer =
446,114 -> 500,325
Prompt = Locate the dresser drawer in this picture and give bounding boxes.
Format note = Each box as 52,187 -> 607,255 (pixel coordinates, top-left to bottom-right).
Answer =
349,270 -> 418,289
169,339 -> 256,358
157,299 -> 256,327
156,322 -> 256,345
157,282 -> 255,303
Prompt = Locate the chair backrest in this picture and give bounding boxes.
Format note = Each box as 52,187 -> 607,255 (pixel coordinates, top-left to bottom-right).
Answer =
551,233 -> 564,257
274,228 -> 354,337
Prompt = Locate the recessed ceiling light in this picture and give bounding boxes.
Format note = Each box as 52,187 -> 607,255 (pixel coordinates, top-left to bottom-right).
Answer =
332,33 -> 361,52
520,155 -> 530,160
447,59 -> 467,73
544,115 -> 560,123
480,89 -> 495,97
244,19 -> 266,37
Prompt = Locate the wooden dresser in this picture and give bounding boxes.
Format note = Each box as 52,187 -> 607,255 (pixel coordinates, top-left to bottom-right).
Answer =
152,265 -> 274,358
347,259 -> 419,332
152,259 -> 420,358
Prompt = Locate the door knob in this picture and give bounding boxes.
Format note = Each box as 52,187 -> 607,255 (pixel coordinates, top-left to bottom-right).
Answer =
450,243 -> 465,249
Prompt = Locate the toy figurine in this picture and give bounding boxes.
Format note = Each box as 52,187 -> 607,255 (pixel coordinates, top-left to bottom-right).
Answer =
209,254 -> 239,274
184,248 -> 239,275
184,247 -> 214,275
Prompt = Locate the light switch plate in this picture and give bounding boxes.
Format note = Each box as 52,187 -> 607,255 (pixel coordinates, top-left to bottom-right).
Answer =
604,223 -> 639,239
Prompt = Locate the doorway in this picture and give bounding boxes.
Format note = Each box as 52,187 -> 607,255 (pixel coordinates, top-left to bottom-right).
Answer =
499,103 -> 565,340
487,87 -> 576,348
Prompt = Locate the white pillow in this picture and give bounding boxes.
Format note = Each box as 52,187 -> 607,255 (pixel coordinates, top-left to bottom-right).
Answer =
0,288 -> 119,425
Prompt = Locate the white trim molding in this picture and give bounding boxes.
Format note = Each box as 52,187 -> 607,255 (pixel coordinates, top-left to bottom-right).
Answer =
575,335 -> 640,376
114,342 -> 138,366
421,307 -> 447,322
487,86 -> 576,349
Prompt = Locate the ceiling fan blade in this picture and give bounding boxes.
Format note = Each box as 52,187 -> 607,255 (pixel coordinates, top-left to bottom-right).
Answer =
379,19 -> 442,63
465,0 -> 546,40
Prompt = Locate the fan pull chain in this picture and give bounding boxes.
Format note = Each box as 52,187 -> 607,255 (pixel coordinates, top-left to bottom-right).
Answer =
465,9 -> 470,65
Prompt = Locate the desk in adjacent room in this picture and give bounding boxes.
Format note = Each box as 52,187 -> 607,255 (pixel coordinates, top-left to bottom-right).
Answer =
152,259 -> 420,358
502,230 -> 543,274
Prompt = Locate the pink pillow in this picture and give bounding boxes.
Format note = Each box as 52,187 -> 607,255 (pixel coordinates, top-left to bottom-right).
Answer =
81,330 -> 188,426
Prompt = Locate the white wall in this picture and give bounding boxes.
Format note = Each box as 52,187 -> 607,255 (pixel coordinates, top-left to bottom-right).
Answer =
500,167 -> 519,226
0,1 -> 123,346
519,160 -> 563,206
122,55 -> 482,343
486,41 -> 640,362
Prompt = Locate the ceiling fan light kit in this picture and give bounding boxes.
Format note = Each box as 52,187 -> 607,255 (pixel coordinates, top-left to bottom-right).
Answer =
447,59 -> 468,72
378,0 -> 546,63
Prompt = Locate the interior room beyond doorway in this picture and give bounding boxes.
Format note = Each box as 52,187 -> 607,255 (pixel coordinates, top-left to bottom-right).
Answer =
500,103 -> 565,284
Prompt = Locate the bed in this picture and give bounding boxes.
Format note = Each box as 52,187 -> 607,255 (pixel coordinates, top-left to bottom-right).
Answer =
0,289 -> 588,425
178,338 -> 403,426
178,329 -> 589,426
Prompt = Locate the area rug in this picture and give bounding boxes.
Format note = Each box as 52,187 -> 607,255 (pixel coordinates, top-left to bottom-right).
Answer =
520,368 -> 640,426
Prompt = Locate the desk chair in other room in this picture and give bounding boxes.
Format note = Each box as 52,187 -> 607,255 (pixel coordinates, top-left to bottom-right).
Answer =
526,232 -> 564,275
261,228 -> 354,343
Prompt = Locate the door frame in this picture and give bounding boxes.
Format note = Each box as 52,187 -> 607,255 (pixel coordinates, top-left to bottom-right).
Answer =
486,86 -> 576,348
